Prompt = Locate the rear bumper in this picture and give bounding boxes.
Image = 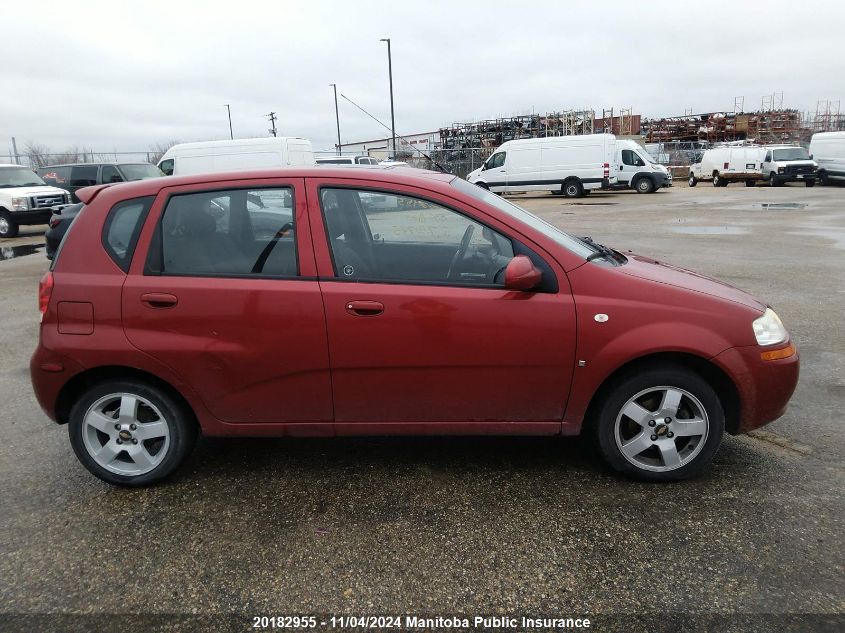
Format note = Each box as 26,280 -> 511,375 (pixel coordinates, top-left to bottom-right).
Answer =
711,342 -> 799,434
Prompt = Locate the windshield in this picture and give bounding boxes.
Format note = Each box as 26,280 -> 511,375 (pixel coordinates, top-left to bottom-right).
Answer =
638,149 -> 657,164
0,166 -> 46,188
451,177 -> 596,258
772,147 -> 810,161
118,164 -> 164,180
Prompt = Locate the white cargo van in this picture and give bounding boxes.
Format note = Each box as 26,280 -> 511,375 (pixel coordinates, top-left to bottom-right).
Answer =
613,140 -> 671,192
467,134 -> 669,197
809,132 -> 845,185
688,146 -> 767,187
466,134 -> 615,197
157,137 -> 314,176
760,145 -> 817,187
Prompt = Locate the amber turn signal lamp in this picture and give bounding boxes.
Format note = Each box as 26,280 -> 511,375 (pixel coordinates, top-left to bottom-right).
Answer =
760,343 -> 795,361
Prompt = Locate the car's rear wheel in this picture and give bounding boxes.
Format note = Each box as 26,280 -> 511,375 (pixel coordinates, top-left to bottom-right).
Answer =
688,173 -> 697,187
68,380 -> 197,486
0,212 -> 19,239
562,179 -> 583,198
593,366 -> 724,481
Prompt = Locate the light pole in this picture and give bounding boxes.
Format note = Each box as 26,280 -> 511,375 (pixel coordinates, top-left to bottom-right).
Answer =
224,104 -> 233,139
330,83 -> 341,155
379,38 -> 396,159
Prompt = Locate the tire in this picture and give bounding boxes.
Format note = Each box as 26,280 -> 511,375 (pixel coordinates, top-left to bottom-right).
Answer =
634,177 -> 655,194
592,365 -> 724,482
0,211 -> 19,239
805,179 -> 816,188
712,173 -> 728,187
68,379 -> 198,486
818,171 -> 829,186
768,173 -> 780,187
745,180 -> 756,187
562,179 -> 583,198
688,173 -> 697,187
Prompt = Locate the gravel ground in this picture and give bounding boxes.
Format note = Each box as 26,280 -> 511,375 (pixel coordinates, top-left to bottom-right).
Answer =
0,182 -> 843,632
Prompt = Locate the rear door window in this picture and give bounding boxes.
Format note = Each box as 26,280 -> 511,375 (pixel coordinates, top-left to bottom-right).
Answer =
70,165 -> 99,187
101,165 -> 123,183
152,187 -> 297,277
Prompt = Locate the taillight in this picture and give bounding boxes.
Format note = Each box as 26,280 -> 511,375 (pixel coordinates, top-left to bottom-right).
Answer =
48,215 -> 62,229
603,162 -> 610,178
38,272 -> 54,316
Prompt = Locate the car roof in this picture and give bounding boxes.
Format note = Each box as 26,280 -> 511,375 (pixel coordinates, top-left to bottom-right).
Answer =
37,162 -> 151,168
76,166 -> 457,204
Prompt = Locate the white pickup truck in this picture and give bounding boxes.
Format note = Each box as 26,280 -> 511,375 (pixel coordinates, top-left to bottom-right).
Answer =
0,164 -> 71,238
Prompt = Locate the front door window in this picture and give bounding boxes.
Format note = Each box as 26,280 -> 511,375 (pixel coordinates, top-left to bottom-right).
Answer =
320,188 -> 514,286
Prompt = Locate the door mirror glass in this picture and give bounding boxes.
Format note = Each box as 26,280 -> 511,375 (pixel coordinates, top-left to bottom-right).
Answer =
504,254 -> 541,291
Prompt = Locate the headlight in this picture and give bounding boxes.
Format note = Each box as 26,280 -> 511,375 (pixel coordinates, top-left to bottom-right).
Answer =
753,308 -> 788,346
11,196 -> 29,211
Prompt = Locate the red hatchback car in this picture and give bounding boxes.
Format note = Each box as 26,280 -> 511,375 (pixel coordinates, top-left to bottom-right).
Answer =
31,167 -> 799,486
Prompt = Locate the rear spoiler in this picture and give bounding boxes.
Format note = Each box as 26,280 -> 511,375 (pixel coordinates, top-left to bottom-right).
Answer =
75,183 -> 116,204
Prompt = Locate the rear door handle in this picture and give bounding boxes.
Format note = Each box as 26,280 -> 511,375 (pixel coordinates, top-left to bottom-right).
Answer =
141,292 -> 178,308
345,300 -> 384,317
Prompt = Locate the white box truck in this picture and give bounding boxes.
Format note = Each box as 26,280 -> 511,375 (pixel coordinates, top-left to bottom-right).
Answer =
157,137 -> 315,176
688,146 -> 768,187
809,132 -> 845,185
466,134 -> 669,197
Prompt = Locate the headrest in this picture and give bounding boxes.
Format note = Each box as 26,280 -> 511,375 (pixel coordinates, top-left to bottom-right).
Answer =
182,211 -> 217,237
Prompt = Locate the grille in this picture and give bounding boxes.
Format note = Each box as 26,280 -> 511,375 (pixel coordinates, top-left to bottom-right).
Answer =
785,165 -> 814,175
30,194 -> 66,209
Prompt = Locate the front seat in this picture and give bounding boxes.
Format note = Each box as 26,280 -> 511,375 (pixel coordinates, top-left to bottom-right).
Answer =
321,191 -> 375,279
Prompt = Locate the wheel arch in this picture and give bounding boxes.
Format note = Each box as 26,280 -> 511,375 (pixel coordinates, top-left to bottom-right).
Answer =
581,351 -> 741,436
55,365 -> 197,428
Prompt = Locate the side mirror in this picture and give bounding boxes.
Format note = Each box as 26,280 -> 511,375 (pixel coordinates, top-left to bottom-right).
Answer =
504,255 -> 542,291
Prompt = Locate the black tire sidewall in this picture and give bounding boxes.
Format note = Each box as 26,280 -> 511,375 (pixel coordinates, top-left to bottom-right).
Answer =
68,380 -> 196,486
0,212 -> 19,239
636,177 -> 654,193
563,180 -> 582,198
593,366 -> 725,482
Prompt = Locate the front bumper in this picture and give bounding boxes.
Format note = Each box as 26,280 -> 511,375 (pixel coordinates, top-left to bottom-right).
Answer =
12,204 -> 71,226
711,342 -> 799,434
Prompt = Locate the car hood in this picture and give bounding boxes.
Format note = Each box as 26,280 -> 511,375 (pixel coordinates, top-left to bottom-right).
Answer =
1,185 -> 67,196
617,253 -> 765,311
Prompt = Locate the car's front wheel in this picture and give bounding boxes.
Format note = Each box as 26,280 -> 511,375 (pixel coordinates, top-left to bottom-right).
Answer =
593,366 -> 724,481
0,211 -> 19,239
68,379 -> 197,486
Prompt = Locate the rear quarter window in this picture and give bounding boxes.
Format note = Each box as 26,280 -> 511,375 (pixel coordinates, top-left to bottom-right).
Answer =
102,197 -> 154,272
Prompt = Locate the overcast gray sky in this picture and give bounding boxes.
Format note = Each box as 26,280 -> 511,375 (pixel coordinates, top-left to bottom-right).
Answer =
4,0 -> 844,156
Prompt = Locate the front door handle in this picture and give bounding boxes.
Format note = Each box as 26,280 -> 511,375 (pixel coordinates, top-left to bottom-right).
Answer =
141,292 -> 178,308
345,300 -> 384,317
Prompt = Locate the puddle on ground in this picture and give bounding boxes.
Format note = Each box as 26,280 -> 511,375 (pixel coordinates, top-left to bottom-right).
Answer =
0,243 -> 45,260
756,202 -> 807,210
672,226 -> 749,235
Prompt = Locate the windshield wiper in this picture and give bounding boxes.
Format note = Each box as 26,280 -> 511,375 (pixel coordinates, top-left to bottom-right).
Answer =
581,236 -> 617,261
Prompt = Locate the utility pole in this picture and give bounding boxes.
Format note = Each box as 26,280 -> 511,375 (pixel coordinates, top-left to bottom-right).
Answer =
379,38 -> 396,159
329,84 -> 341,155
11,137 -> 20,165
224,104 -> 233,139
266,111 -> 278,137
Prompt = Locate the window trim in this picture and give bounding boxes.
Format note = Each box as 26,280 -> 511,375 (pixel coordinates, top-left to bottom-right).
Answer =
316,184 -> 558,293
144,185 -> 301,280
101,164 -> 123,184
101,196 -> 155,273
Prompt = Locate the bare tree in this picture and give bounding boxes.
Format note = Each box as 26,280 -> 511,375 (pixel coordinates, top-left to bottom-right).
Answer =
51,146 -> 84,164
23,141 -> 51,168
148,139 -> 180,165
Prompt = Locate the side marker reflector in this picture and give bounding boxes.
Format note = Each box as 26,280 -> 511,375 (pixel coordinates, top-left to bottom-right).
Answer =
760,343 -> 795,361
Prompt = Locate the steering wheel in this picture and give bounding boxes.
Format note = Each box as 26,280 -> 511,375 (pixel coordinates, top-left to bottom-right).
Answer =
446,225 -> 475,280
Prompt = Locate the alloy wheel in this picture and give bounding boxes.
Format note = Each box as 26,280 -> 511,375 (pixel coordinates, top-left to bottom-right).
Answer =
81,393 -> 170,476
614,386 -> 709,472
